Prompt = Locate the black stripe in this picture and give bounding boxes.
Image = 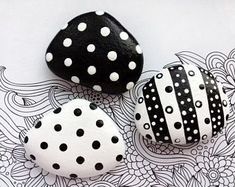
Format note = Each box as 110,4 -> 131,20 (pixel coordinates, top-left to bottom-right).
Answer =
168,65 -> 200,143
198,67 -> 224,136
143,76 -> 172,143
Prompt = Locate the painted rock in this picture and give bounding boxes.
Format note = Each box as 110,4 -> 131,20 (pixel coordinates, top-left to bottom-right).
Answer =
23,99 -> 125,178
134,64 -> 230,144
45,11 -> 144,94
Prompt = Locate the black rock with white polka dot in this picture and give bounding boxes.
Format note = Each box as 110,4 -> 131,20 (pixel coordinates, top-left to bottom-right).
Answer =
46,11 -> 143,94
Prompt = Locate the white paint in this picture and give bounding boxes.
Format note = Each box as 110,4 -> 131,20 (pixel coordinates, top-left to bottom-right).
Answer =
107,51 -> 117,61
95,10 -> 104,15
46,52 -> 53,62
63,38 -> 72,47
100,27 -> 110,37
87,66 -> 96,75
77,22 -> 87,31
126,82 -> 134,90
135,45 -> 142,54
119,32 -> 129,40
64,58 -> 72,67
109,72 -> 119,81
93,85 -> 102,91
128,61 -> 136,70
71,76 -> 80,83
87,44 -> 95,52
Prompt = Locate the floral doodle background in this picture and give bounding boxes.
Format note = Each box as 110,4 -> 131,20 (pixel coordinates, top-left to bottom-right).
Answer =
0,49 -> 234,187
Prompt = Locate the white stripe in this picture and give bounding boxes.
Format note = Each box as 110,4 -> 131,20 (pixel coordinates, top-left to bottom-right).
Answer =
184,65 -> 212,140
134,93 -> 156,142
154,69 -> 186,144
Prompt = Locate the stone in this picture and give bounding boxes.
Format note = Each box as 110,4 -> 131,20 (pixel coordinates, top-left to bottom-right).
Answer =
134,64 -> 230,144
46,11 -> 144,94
23,98 -> 125,178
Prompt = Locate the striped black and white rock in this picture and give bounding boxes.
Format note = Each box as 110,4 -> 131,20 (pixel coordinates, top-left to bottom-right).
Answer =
134,64 -> 230,144
45,11 -> 143,94
23,98 -> 125,178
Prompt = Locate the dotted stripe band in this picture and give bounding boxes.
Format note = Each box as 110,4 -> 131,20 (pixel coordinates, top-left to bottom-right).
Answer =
143,77 -> 172,143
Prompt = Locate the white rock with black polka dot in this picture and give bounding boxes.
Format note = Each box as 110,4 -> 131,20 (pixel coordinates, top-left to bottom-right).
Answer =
23,99 -> 125,178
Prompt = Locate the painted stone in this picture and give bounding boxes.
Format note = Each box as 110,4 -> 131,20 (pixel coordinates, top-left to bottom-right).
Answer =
134,64 -> 230,144
23,98 -> 125,178
45,11 -> 143,94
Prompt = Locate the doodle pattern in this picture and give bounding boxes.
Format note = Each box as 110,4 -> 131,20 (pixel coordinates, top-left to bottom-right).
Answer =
0,49 -> 234,187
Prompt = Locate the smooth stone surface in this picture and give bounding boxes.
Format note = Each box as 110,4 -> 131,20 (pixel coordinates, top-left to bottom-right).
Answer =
23,99 -> 125,178
46,11 -> 143,94
134,64 -> 230,144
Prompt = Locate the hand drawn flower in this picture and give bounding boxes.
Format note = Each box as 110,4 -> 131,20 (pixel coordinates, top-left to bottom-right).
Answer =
0,148 -> 13,173
195,148 -> 235,187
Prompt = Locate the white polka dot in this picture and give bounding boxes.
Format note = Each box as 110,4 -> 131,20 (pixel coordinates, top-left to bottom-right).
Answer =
152,122 -> 156,126
189,108 -> 193,112
181,79 -> 186,83
109,72 -> 119,81
212,117 -> 216,122
120,32 -> 129,40
187,98 -> 191,102
149,83 -> 153,87
218,115 -> 221,119
93,85 -> 102,91
151,89 -> 155,92
148,107 -> 152,111
153,115 -> 157,119
160,118 -> 164,122
211,80 -> 215,84
191,120 -> 194,123
87,66 -> 96,75
186,127 -> 190,131
87,44 -> 95,52
182,110 -> 187,116
184,120 -> 188,124
128,61 -> 136,70
95,10 -> 105,15
64,58 -> 72,67
71,76 -> 80,83
77,22 -> 87,31
187,136 -> 192,141
175,82 -> 179,87
180,101 -> 185,105
146,95 -> 149,99
159,127 -> 163,131
63,38 -> 72,47
164,136 -> 169,140
46,53 -> 53,62
178,92 -> 182,96
126,82 -> 134,90
156,133 -> 160,136
155,104 -> 159,109
152,97 -> 156,101
184,89 -> 189,94
61,23 -> 68,30
178,67 -> 183,70
100,27 -> 110,37
107,51 -> 117,61
136,45 -> 142,54
215,95 -> 219,99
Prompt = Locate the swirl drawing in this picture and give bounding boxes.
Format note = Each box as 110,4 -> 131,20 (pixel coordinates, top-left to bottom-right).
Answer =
0,48 -> 235,187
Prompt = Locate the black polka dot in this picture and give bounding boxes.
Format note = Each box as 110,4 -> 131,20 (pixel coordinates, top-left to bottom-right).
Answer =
195,101 -> 202,108
199,84 -> 205,90
53,107 -> 61,114
92,141 -> 100,149
76,156 -> 85,164
30,154 -> 36,160
89,103 -> 97,110
96,120 -> 104,127
222,100 -> 227,107
116,155 -> 123,162
202,135 -> 207,140
52,163 -> 60,170
74,108 -> 82,116
111,136 -> 119,144
59,143 -> 68,152
35,121 -> 42,129
226,114 -> 229,120
76,129 -> 84,137
70,174 -> 77,178
174,122 -> 182,129
24,136 -> 29,144
135,113 -> 141,120
54,124 -> 62,132
165,86 -> 173,93
165,106 -> 173,114
138,97 -> 143,104
204,118 -> 210,124
146,134 -> 152,140
40,142 -> 48,149
188,70 -> 195,76
156,73 -> 163,79
95,163 -> 103,170
143,123 -> 150,130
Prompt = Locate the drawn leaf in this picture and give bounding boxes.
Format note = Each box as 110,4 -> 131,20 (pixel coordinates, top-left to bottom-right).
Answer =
173,169 -> 187,187
186,176 -> 203,187
212,135 -> 235,156
153,170 -> 173,186
194,170 -> 210,187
